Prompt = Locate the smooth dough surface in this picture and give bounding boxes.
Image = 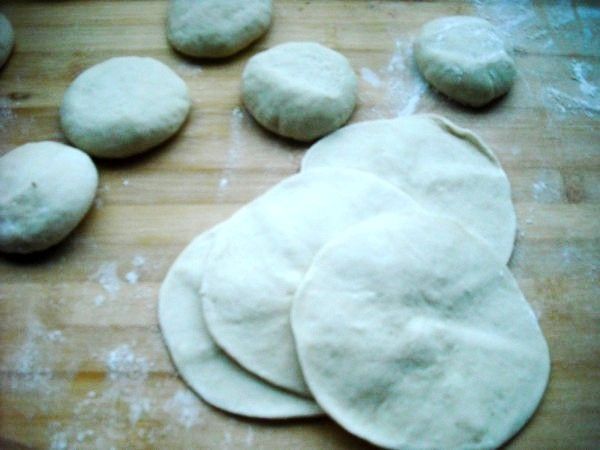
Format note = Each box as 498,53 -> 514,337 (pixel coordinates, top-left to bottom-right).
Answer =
414,16 -> 516,107
158,227 -> 322,418
292,212 -> 550,450
60,56 -> 191,158
0,142 -> 98,254
302,114 -> 516,264
0,13 -> 15,68
167,0 -> 272,58
242,42 -> 357,141
201,168 -> 420,396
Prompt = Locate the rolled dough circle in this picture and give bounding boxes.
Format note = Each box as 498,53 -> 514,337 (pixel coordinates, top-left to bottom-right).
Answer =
0,13 -> 15,68
158,227 -> 322,418
414,16 -> 516,107
0,141 -> 98,254
60,56 -> 191,158
167,0 -> 272,58
292,212 -> 550,449
201,168 -> 420,396
242,42 -> 357,141
302,114 -> 516,264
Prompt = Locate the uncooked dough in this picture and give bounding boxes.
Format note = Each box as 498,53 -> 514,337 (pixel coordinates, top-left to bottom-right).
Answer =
291,212 -> 550,450
0,13 -> 15,69
0,141 -> 98,254
158,227 -> 322,418
60,56 -> 191,158
242,42 -> 357,141
167,0 -> 272,58
201,168 -> 420,396
414,16 -> 516,107
302,114 -> 516,263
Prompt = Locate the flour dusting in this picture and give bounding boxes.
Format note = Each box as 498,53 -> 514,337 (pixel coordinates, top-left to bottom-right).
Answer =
360,67 -> 383,88
125,270 -> 139,284
358,37 -> 428,119
217,107 -> 246,199
163,389 -> 206,429
90,261 -> 121,297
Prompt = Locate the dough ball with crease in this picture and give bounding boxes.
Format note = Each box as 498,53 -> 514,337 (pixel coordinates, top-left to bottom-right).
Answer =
60,56 -> 191,158
292,211 -> 550,450
0,13 -> 15,69
242,42 -> 357,141
167,0 -> 272,58
414,16 -> 516,107
0,142 -> 98,254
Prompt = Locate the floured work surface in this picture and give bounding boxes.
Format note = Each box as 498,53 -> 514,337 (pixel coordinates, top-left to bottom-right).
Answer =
0,1 -> 598,448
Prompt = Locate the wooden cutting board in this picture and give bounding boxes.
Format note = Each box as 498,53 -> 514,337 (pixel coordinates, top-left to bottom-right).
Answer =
1,1 -> 598,448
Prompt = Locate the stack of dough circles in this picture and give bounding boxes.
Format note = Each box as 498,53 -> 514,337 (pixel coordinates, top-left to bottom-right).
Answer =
302,114 -> 516,264
414,16 -> 516,107
0,13 -> 14,68
291,211 -> 550,449
0,142 -> 98,254
167,0 -> 272,58
201,168 -> 420,396
159,115 -> 549,436
241,42 -> 358,141
158,226 -> 322,418
60,56 -> 191,158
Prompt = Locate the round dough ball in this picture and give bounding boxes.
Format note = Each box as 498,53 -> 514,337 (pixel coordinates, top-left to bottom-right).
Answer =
0,142 -> 98,254
60,56 -> 191,158
242,42 -> 357,141
159,226 -> 323,419
414,16 -> 516,107
167,0 -> 272,58
201,168 -> 420,396
0,13 -> 15,68
302,114 -> 516,264
292,212 -> 550,450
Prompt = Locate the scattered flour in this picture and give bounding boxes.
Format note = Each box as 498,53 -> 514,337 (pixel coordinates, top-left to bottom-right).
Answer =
360,67 -> 383,88
571,61 -> 597,97
472,1 -> 600,122
125,271 -> 139,285
90,261 -> 121,297
358,37 -> 428,119
94,294 -> 106,306
132,255 -> 146,268
163,389 -> 206,429
217,107 -> 246,199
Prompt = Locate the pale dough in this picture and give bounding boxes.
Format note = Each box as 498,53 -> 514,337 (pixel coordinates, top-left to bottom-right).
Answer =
167,0 -> 272,58
158,227 -> 322,418
292,212 -> 550,450
0,141 -> 98,254
242,42 -> 357,141
302,114 -> 516,263
414,16 -> 516,107
0,13 -> 14,69
60,56 -> 191,158
201,168 -> 420,396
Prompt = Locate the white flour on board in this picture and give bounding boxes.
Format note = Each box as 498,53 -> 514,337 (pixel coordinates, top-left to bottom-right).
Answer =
472,0 -> 600,123
217,107 -> 246,199
359,37 -> 428,119
90,261 -> 121,297
162,389 -> 206,429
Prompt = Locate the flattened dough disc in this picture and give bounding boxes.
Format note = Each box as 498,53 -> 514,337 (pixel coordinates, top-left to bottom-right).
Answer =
302,114 -> 516,263
201,168 -> 420,396
158,228 -> 322,418
292,212 -> 550,449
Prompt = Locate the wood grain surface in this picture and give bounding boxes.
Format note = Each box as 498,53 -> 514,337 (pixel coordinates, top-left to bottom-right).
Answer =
1,1 -> 599,449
